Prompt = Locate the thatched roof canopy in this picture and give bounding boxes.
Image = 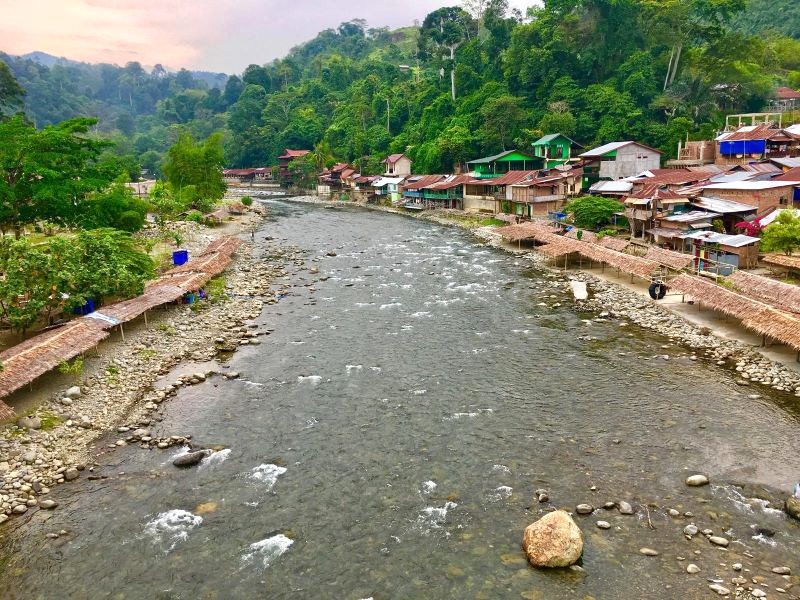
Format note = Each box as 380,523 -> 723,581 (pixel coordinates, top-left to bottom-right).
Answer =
0,322 -> 110,401
643,247 -> 694,271
0,235 -> 243,403
763,254 -> 800,271
669,274 -> 800,351
727,270 -> 800,315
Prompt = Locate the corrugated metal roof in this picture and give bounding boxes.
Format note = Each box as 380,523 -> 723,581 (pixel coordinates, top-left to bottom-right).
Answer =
383,153 -> 407,164
661,210 -> 720,223
758,208 -> 800,227
682,231 -> 760,247
715,124 -> 783,142
580,141 -> 662,158
692,196 -> 757,214
703,180 -> 800,191
589,180 -> 633,194
468,170 -> 539,187
467,150 -> 536,164
770,157 -> 800,169
775,167 -> 800,181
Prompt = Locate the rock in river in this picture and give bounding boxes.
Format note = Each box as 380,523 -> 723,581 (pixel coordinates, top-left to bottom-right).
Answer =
785,496 -> 800,521
173,450 -> 208,468
522,510 -> 584,568
685,474 -> 709,487
617,501 -> 634,515
708,536 -> 729,547
575,504 -> 593,515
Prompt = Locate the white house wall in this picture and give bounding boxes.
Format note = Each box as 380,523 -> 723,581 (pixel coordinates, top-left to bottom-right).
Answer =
599,145 -> 661,179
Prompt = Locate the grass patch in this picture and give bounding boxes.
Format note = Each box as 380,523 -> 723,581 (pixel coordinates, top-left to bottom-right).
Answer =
137,348 -> 157,360
479,217 -> 507,227
39,411 -> 62,431
155,323 -> 177,335
206,275 -> 227,304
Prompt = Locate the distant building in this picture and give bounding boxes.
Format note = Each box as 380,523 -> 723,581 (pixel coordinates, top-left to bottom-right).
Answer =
277,149 -> 310,181
222,168 -> 272,184
531,134 -> 582,169
383,153 -> 412,177
124,179 -> 157,198
466,150 -> 539,180
578,141 -> 662,186
700,180 -> 800,212
714,124 -> 792,166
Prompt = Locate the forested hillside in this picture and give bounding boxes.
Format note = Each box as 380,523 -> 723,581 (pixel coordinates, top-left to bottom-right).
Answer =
731,0 -> 800,40
3,0 -> 800,177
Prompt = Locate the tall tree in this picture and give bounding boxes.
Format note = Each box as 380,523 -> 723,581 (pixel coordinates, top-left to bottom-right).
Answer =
0,60 -> 24,116
0,115 -> 115,236
420,7 -> 475,101
162,130 -> 226,210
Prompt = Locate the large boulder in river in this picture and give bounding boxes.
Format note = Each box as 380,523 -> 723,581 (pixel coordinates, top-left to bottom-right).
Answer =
522,510 -> 584,568
173,450 -> 208,468
786,496 -> 800,521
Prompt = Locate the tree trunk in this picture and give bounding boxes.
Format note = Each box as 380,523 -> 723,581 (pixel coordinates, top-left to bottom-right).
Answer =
669,44 -> 683,86
449,46 -> 456,102
664,46 -> 675,91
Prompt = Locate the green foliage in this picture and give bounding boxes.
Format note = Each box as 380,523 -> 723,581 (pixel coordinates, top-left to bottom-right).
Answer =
240,196 -> 253,206
58,356 -> 84,378
760,212 -> 800,255
0,229 -> 153,331
163,130 -> 225,211
82,183 -> 148,231
0,115 -> 119,234
69,229 -> 155,301
4,2 -> 798,178
565,196 -> 625,230
0,59 -> 25,116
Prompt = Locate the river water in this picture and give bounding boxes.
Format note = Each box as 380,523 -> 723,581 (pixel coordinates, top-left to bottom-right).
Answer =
2,200 -> 799,599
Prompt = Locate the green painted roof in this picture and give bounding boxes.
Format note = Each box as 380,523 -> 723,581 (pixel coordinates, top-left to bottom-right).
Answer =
467,150 -> 536,164
532,133 -> 581,147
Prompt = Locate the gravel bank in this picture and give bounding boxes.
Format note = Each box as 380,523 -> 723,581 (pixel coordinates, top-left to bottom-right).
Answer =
0,205 -> 298,524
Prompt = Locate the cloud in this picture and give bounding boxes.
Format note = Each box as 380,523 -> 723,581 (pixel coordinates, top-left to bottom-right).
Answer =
0,0 -> 536,73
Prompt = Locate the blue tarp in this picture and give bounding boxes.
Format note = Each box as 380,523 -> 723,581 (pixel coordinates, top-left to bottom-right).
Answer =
719,140 -> 766,156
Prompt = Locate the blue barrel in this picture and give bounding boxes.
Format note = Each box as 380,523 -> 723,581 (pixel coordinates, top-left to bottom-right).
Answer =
73,298 -> 95,315
172,249 -> 189,266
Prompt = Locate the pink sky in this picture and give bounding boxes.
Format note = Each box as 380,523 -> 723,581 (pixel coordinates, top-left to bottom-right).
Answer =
1,0 -> 534,74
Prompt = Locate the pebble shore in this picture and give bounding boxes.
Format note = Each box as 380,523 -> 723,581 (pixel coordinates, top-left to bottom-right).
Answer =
0,205 -> 304,524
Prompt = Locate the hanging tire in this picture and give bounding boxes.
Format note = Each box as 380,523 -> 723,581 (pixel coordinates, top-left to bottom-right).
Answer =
648,282 -> 667,300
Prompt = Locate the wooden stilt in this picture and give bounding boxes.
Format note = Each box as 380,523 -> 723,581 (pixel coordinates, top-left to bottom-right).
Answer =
120,323 -> 125,341
144,311 -> 148,326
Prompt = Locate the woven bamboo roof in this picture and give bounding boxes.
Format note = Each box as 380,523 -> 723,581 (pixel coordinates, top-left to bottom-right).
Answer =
669,274 -> 800,350
0,236 -> 243,402
727,271 -> 800,315
565,229 -> 597,243
495,222 -> 561,243
0,321 -> 110,400
579,244 -> 660,278
596,236 -> 630,252
763,254 -> 800,270
0,401 -> 14,421
537,238 -> 582,257
643,247 -> 695,271
97,284 -> 186,324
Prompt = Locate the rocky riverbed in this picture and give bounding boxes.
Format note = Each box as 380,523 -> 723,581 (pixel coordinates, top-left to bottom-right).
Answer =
0,205 -> 309,525
0,198 -> 798,599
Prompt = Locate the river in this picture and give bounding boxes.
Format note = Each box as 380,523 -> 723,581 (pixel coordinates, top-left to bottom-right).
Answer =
2,200 -> 799,599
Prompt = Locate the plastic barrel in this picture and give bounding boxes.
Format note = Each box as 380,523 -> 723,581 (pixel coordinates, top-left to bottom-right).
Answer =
172,249 -> 189,266
73,298 -> 95,315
